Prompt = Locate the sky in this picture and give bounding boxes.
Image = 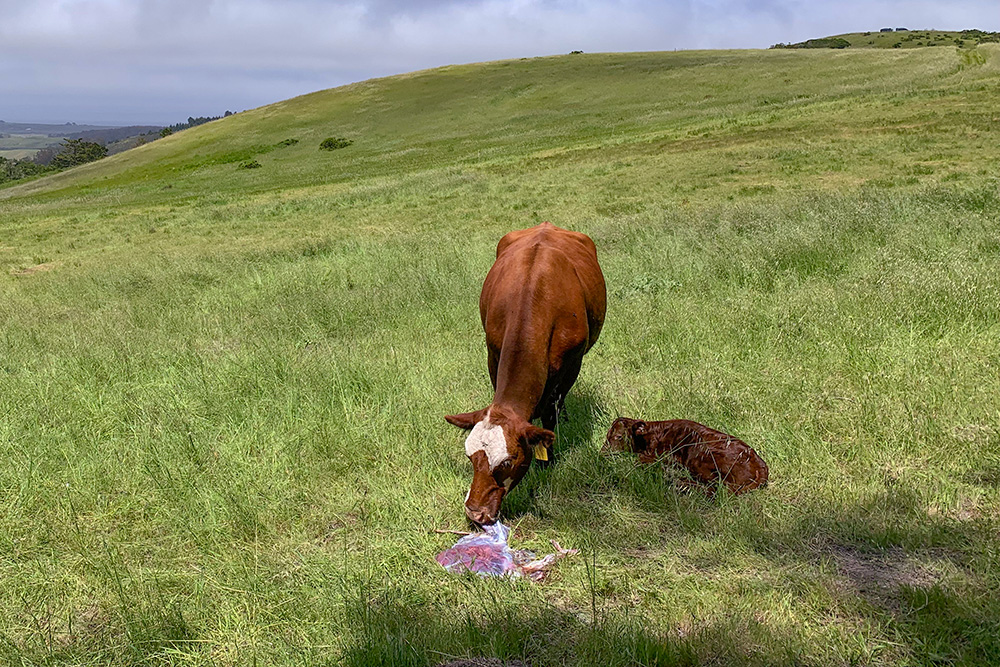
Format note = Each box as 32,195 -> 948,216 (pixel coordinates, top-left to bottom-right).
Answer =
2,0 -> 997,126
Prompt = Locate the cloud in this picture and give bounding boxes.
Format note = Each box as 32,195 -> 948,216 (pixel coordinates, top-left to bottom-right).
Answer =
0,0 -> 997,124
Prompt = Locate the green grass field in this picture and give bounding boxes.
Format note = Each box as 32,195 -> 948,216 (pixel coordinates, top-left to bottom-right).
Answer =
0,150 -> 41,161
2,44 -> 999,666
0,135 -> 61,163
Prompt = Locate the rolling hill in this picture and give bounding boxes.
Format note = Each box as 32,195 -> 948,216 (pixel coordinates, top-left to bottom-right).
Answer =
774,28 -> 1000,50
2,45 -> 999,666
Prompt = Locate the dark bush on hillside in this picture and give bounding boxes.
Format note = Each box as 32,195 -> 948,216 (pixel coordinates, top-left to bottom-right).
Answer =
238,160 -> 262,169
276,138 -> 299,147
320,137 -> 353,151
961,29 -> 1000,44
771,37 -> 850,49
0,156 -> 50,184
49,138 -> 107,169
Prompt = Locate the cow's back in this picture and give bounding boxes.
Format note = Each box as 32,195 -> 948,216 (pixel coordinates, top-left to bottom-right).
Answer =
481,223 -> 606,352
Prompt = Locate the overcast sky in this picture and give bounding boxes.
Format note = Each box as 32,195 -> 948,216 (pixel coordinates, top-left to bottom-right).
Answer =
2,0 -> 997,126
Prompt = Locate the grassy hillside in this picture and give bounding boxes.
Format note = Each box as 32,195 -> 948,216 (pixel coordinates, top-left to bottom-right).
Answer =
2,45 -> 1000,666
776,29 -> 1000,50
835,29 -> 1000,49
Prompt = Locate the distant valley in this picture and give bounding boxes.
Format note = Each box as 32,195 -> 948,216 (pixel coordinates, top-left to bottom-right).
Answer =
0,120 -> 163,162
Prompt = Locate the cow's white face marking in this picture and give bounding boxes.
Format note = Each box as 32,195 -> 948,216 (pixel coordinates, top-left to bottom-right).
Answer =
464,411 -> 510,471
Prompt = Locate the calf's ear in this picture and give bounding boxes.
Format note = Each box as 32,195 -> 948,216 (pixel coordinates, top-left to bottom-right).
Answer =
444,408 -> 488,430
634,421 -> 648,435
522,424 -> 555,448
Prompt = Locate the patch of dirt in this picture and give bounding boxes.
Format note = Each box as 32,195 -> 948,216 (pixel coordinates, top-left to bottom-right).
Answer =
827,545 -> 943,613
952,423 -> 995,443
11,261 -> 60,277
926,496 -> 985,522
31,602 -> 108,648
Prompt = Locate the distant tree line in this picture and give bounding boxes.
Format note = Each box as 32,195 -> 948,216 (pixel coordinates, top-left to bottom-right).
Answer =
1,110 -> 237,186
160,112 -> 234,137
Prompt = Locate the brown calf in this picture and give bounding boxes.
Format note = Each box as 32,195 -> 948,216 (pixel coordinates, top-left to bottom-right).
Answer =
446,223 -> 607,525
604,418 -> 768,495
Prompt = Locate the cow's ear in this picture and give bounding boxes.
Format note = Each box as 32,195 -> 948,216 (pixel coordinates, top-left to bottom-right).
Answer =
634,421 -> 648,435
445,408 -> 487,430
522,425 -> 555,448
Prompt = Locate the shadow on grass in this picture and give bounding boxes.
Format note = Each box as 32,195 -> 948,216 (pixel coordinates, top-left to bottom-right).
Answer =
336,556 -> 1000,666
733,484 -> 1000,666
501,384 -> 608,521
553,383 -> 610,454
507,428 -> 1000,665
334,574 -> 814,667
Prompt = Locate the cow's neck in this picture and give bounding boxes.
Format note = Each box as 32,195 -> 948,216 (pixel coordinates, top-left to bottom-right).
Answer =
491,344 -> 548,421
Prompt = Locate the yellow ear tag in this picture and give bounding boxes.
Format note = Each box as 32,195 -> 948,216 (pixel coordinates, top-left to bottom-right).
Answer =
534,444 -> 549,461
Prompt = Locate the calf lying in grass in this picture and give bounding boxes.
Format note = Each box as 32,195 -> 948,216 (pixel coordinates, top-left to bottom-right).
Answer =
604,417 -> 768,495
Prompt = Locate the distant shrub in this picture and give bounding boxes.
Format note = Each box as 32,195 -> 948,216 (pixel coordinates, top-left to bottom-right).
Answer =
893,42 -> 902,48
276,138 -> 299,147
777,37 -> 850,49
238,160 -> 261,169
0,156 -> 50,184
50,138 -> 107,169
320,137 -> 353,151
570,50 -> 583,54
966,30 -> 999,44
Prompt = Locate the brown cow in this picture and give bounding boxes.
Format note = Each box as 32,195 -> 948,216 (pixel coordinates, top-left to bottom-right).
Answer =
446,222 -> 606,525
604,418 -> 768,495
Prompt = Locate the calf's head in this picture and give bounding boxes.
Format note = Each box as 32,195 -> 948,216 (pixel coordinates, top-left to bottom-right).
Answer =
603,417 -> 647,453
445,405 -> 555,525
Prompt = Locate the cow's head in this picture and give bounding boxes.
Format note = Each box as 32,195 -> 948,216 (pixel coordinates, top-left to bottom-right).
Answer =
603,417 -> 646,453
444,405 -> 554,525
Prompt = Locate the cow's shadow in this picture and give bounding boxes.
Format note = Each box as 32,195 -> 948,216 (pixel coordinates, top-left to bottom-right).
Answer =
500,383 -> 609,521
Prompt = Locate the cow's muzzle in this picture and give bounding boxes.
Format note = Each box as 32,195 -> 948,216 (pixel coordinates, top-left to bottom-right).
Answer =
464,502 -> 499,526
